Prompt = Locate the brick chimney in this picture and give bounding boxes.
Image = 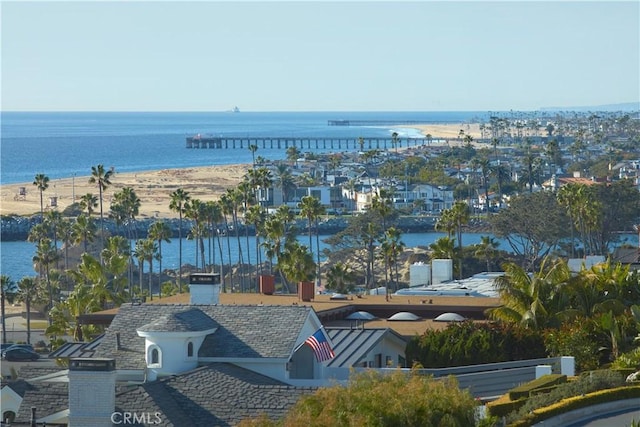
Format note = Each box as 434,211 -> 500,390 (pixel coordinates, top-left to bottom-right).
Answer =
68,358 -> 116,427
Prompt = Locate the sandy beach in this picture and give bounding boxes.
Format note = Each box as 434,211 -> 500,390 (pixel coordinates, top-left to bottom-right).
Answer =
0,123 -> 482,218
1,164 -> 251,219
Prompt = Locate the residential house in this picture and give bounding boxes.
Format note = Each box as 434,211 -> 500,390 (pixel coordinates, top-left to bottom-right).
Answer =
2,274 -> 407,426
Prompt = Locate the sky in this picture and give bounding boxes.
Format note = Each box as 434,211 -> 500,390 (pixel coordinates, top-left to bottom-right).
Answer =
1,1 -> 639,112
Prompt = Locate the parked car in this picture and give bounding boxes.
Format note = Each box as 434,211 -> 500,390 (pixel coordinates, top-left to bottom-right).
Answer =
1,344 -> 35,358
3,347 -> 40,361
0,343 -> 16,353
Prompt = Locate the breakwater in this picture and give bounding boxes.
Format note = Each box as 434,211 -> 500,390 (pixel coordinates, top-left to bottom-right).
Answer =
0,215 -> 437,242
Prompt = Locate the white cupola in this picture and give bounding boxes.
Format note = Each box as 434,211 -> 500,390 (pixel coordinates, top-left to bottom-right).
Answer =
136,308 -> 218,380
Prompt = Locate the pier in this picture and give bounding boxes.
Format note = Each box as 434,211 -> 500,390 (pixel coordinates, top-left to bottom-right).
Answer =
186,135 -> 434,150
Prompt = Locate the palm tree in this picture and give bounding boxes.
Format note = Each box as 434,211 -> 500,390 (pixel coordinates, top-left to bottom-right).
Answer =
79,193 -> 98,216
33,173 -> 50,221
100,236 -> 130,299
148,221 -> 172,298
279,241 -> 316,288
486,257 -> 571,329
286,146 -> 301,167
110,186 -> 141,240
391,131 -> 399,153
185,198 -> 207,271
57,218 -> 74,270
429,236 -> 456,260
380,227 -> 405,294
474,236 -> 500,272
1,275 -> 17,344
17,277 -> 42,345
88,164 -> 114,249
33,238 -> 60,326
326,262 -> 356,294
249,144 -> 258,169
169,188 -> 190,292
450,201 -> 470,249
299,195 -> 326,290
133,239 -> 156,297
275,164 -> 295,204
245,204 -> 265,290
72,214 -> 97,253
44,210 -> 64,268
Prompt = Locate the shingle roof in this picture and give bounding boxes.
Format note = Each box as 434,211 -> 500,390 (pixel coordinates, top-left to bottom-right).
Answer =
137,308 -> 218,333
143,363 -> 315,427
93,304 -> 312,369
14,382 -> 68,424
11,363 -> 315,427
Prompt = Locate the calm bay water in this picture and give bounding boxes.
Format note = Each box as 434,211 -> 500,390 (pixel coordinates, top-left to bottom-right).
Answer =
0,232 -> 493,281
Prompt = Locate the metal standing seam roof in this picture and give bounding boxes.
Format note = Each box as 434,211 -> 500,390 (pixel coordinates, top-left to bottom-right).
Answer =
92,304 -> 313,370
325,328 -> 392,368
48,334 -> 105,359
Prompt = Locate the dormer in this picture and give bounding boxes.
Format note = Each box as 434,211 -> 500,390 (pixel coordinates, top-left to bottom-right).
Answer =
136,308 -> 218,380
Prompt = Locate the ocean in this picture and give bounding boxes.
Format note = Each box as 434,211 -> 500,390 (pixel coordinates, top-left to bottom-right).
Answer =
0,111 -> 488,184
0,110 -> 490,281
4,111 -> 635,282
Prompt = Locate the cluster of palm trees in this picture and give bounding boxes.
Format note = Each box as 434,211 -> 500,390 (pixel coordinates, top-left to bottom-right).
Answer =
163,162 -> 327,294
487,256 -> 640,367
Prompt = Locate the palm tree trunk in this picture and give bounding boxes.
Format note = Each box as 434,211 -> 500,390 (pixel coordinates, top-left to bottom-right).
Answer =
1,293 -> 6,344
178,212 -> 183,293
26,299 -> 32,345
216,231 -> 226,292
148,259 -> 153,301
158,243 -> 163,299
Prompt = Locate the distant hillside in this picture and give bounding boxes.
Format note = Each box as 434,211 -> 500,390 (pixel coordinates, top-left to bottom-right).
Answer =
540,102 -> 640,112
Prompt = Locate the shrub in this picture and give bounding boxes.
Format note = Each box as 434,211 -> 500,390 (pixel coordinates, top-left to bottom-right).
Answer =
406,321 -> 546,368
506,370 -> 627,424
612,346 -> 640,370
240,370 -> 483,427
544,320 -> 601,372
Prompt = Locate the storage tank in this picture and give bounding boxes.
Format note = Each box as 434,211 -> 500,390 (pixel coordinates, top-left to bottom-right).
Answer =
431,259 -> 453,284
409,263 -> 431,287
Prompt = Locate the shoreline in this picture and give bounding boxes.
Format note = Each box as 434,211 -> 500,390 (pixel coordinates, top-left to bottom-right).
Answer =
0,122 -> 483,218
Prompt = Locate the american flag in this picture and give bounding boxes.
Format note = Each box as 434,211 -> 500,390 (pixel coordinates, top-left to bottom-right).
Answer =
305,328 -> 335,362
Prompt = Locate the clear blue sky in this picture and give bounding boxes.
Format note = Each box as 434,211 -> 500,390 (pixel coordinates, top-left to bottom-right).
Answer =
2,1 -> 638,112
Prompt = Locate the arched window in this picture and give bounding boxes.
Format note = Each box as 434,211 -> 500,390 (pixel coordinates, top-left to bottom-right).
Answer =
151,348 -> 159,364
187,341 -> 194,358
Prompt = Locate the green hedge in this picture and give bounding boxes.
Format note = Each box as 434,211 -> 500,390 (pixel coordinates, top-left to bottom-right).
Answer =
508,385 -> 640,427
508,374 -> 567,401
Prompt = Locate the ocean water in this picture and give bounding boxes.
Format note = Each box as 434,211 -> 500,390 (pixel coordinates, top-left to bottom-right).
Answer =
0,111 -> 487,184
0,110 -> 501,281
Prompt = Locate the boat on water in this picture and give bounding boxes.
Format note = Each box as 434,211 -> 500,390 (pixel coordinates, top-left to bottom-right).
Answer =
232,106 -> 240,113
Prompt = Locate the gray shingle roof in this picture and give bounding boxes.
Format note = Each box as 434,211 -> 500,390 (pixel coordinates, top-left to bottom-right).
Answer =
93,304 -> 312,369
11,363 -> 315,426
14,382 -> 68,424
137,308 -> 218,333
